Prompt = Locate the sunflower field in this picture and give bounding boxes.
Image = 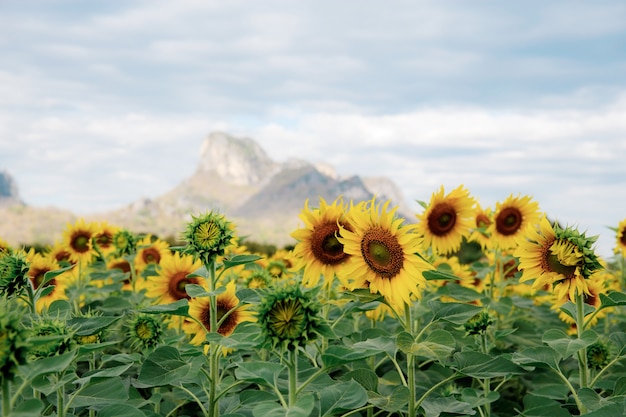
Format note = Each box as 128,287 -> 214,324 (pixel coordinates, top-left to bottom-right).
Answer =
2,185 -> 626,417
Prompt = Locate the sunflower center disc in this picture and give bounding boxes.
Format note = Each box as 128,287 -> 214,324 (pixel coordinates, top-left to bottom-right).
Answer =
496,207 -> 523,236
428,203 -> 457,236
361,227 -> 404,279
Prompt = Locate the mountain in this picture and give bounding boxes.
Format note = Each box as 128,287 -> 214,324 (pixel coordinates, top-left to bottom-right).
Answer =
0,132 -> 414,247
0,170 -> 23,207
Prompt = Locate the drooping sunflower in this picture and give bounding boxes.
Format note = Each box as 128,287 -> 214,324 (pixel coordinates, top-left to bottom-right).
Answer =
614,218 -> 626,257
416,185 -> 476,255
0,249 -> 31,299
143,251 -> 204,304
62,219 -> 100,265
183,280 -> 255,345
489,194 -> 541,250
515,216 -> 603,302
26,250 -> 67,312
134,235 -> 171,273
291,197 -> 351,288
337,198 -> 433,310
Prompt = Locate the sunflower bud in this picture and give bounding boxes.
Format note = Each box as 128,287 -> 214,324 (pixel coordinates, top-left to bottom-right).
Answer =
464,309 -> 494,336
257,284 -> 329,351
0,299 -> 30,380
587,341 -> 610,371
0,250 -> 31,299
113,230 -> 137,257
29,317 -> 74,359
182,212 -> 235,265
127,314 -> 163,350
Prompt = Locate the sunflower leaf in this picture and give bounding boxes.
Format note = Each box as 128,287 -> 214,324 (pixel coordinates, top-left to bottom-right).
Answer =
40,264 -> 75,288
222,254 -> 264,270
139,299 -> 189,316
542,329 -> 598,359
423,269 -> 460,281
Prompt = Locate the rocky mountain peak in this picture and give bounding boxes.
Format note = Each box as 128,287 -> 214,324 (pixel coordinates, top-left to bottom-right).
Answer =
196,131 -> 279,186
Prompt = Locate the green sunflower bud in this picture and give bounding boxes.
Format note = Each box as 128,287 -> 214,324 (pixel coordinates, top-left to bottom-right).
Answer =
0,299 -> 30,381
112,230 -> 137,257
0,250 -> 31,299
464,309 -> 494,336
587,341 -> 610,371
29,317 -> 74,359
127,314 -> 163,350
257,283 -> 329,351
182,212 -> 235,265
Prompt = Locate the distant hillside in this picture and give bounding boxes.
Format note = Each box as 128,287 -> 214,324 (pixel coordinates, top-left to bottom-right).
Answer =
0,132 -> 413,247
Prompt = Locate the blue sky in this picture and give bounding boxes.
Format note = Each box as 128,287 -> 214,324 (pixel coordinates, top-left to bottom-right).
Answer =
1,0 -> 625,257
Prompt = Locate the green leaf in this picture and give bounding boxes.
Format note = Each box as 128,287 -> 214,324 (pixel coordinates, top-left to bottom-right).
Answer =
423,269 -> 460,281
184,283 -> 212,298
235,362 -> 286,387
252,393 -> 315,417
97,404 -> 147,417
343,369 -> 379,392
599,291 -> 626,308
454,352 -> 526,378
420,397 -> 476,417
512,346 -> 562,370
68,316 -> 120,336
518,394 -> 571,417
321,345 -> 379,367
235,288 -> 261,304
614,377 -> 626,396
239,390 -> 279,405
136,346 -> 198,387
223,254 -> 263,270
542,329 -> 598,359
70,377 -> 129,408
352,336 -> 397,358
319,380 -> 367,416
74,363 -> 133,385
139,299 -> 189,316
368,385 -> 410,413
430,301 -> 483,325
460,388 -> 500,408
559,300 -> 596,320
41,264 -> 75,287
20,351 -> 77,380
98,296 -> 133,313
7,398 -> 45,417
610,332 -> 626,356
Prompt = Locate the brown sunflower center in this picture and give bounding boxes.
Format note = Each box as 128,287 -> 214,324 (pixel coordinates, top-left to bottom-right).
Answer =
476,213 -> 492,228
311,222 -> 349,265
585,291 -> 599,308
428,203 -> 457,236
71,232 -> 91,253
54,250 -> 71,263
168,272 -> 198,300
95,232 -> 113,249
142,248 -> 162,264
360,227 -> 404,279
31,268 -> 54,289
620,228 -> 626,246
201,299 -> 239,336
495,207 -> 523,236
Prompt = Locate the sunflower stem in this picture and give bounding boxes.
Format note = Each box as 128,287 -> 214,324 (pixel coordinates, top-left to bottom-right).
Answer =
2,377 -> 10,417
25,279 -> 37,315
206,260 -> 219,417
404,302 -> 416,417
288,348 -> 298,408
575,292 -> 589,390
480,332 -> 491,417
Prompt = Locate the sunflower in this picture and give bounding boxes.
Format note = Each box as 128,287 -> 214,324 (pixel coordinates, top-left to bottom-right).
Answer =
183,280 -> 255,346
62,219 -> 99,264
614,218 -> 626,257
489,194 -> 541,250
47,241 -> 74,265
0,237 -> 10,253
553,273 -> 610,331
416,185 -> 476,255
291,197 -> 351,288
106,257 -> 135,291
337,198 -> 433,310
0,249 -> 31,299
134,235 -> 171,272
144,251 -> 204,304
468,203 -> 493,250
515,216 -> 602,302
92,221 -> 120,259
26,250 -> 67,312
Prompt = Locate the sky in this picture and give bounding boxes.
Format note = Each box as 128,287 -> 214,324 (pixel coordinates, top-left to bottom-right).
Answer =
1,0 -> 625,257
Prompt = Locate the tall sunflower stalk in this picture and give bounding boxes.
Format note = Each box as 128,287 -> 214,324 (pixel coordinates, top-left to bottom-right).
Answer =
182,212 -> 236,417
